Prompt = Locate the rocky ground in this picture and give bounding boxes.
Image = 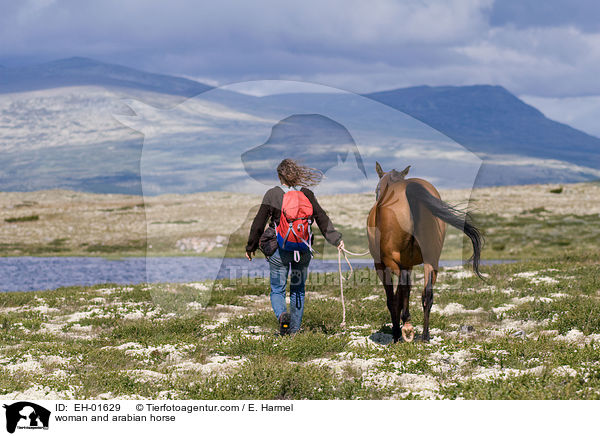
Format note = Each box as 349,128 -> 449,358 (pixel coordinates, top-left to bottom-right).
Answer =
1,254 -> 599,400
1,182 -> 599,399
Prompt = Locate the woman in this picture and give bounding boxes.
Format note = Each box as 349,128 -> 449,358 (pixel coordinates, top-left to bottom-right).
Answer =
245,159 -> 344,335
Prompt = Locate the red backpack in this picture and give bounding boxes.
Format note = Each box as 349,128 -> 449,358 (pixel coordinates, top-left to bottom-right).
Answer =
276,189 -> 314,254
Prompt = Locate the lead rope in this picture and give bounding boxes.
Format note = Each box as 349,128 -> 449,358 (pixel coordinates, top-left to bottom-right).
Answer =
337,245 -> 370,329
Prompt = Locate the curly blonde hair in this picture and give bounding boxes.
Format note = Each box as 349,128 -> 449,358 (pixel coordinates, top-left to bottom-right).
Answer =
276,159 -> 323,187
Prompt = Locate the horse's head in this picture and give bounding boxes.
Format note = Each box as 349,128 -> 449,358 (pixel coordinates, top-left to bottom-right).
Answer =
374,161 -> 410,201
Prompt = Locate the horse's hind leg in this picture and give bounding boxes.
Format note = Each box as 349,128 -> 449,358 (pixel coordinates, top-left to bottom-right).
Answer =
375,262 -> 402,342
399,268 -> 414,342
422,264 -> 437,342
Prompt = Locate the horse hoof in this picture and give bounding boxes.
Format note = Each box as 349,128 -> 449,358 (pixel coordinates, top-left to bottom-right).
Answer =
402,323 -> 414,343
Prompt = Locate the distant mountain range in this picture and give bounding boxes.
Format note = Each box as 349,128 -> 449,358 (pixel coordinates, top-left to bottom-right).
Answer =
0,57 -> 598,195
0,57 -> 210,97
368,86 -> 600,185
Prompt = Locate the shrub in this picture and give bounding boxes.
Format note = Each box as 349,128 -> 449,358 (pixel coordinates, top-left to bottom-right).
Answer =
4,214 -> 39,223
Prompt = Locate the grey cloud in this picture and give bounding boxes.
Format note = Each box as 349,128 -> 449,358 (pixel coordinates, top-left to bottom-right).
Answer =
490,0 -> 600,32
0,0 -> 599,97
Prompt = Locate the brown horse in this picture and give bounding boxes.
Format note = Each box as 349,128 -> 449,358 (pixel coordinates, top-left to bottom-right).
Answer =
367,162 -> 483,343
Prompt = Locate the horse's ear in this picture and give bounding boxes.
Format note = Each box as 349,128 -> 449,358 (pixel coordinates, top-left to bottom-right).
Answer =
375,162 -> 384,179
390,165 -> 410,182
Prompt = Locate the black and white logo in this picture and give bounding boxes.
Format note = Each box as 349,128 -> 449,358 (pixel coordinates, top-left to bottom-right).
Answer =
3,402 -> 51,433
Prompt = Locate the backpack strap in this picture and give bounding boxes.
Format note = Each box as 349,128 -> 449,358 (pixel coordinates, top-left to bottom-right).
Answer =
289,223 -> 315,255
281,222 -> 293,250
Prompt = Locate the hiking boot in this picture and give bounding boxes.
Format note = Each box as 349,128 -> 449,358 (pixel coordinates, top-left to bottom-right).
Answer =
279,312 -> 291,336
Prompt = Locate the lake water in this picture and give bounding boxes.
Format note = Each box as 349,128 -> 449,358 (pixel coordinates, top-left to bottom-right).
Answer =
0,256 -> 507,292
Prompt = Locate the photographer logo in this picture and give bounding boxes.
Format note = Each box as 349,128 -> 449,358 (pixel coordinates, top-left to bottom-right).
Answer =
3,402 -> 51,433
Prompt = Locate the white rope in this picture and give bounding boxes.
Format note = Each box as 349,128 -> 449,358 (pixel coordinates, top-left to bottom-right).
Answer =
337,247 -> 347,329
340,247 -> 370,257
337,244 -> 371,329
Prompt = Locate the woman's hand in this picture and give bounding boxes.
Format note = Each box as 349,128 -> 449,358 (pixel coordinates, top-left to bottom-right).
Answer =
245,251 -> 255,261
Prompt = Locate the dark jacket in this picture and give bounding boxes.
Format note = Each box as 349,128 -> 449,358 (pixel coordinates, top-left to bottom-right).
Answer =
246,186 -> 342,253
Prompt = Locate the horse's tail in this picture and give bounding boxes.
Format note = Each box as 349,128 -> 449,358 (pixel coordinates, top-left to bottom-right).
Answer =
405,182 -> 484,279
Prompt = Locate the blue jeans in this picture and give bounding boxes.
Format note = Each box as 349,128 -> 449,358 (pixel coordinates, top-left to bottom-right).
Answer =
267,248 -> 311,333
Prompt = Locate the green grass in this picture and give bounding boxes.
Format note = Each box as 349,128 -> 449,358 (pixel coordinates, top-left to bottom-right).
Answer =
473,211 -> 600,260
84,240 -> 146,254
187,210 -> 600,261
2,207 -> 598,260
0,240 -> 599,399
213,331 -> 348,362
440,372 -> 599,400
2,187 -> 599,399
181,356 -> 386,400
100,203 -> 145,212
4,214 -> 39,223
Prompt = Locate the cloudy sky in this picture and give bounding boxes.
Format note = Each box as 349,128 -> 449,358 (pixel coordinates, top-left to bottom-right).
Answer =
1,0 -> 599,99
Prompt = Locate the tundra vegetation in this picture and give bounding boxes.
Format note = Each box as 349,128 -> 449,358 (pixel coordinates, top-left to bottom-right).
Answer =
0,182 -> 599,399
1,182 -> 599,259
